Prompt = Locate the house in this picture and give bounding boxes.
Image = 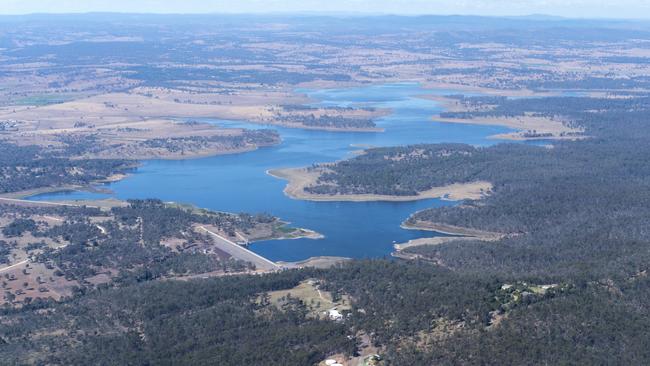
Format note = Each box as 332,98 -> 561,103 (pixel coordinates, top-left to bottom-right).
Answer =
324,361 -> 342,366
327,308 -> 343,321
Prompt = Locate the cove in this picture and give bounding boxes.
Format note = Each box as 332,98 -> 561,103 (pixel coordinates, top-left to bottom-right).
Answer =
29,83 -> 513,262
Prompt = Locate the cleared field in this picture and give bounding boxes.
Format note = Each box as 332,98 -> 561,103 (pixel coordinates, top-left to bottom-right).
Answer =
0,91 -> 283,159
263,280 -> 352,318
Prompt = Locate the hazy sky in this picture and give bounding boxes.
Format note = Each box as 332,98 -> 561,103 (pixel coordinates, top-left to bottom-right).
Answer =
2,0 -> 650,19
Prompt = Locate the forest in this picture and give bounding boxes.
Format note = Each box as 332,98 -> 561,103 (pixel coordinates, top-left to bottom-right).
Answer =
278,114 -> 376,129
3,13 -> 650,365
0,141 -> 133,194
0,268 -> 354,365
0,199 -> 292,308
3,259 -> 649,365
307,94 -> 650,282
139,129 -> 280,154
37,199 -> 259,286
3,89 -> 650,366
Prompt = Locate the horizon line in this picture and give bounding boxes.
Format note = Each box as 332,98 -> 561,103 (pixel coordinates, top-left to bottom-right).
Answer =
0,11 -> 649,21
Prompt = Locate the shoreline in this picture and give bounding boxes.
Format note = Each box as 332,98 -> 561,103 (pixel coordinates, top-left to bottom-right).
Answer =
393,220 -> 505,255
488,132 -> 588,142
0,142 -> 280,200
249,121 -> 385,133
0,170 -> 138,200
253,226 -> 325,242
246,106 -> 390,133
423,94 -> 585,141
268,167 -> 492,202
277,256 -> 351,269
393,236 -> 483,251
421,82 -> 571,98
279,228 -> 325,240
81,138 -> 280,161
400,220 -> 504,237
433,115 -> 584,141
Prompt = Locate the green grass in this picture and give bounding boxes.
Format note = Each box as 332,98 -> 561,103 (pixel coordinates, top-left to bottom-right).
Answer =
276,225 -> 296,234
263,280 -> 352,317
14,94 -> 75,106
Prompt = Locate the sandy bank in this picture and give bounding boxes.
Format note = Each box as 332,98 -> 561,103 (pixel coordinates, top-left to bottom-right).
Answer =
278,256 -> 351,269
249,120 -> 384,133
90,142 -> 277,161
434,115 -> 584,141
393,234 -> 503,252
393,221 -> 505,254
268,167 -> 492,202
401,220 -> 503,237
393,236 -> 484,251
421,82 -> 564,97
0,169 -> 139,200
271,227 -> 325,241
422,94 -> 585,141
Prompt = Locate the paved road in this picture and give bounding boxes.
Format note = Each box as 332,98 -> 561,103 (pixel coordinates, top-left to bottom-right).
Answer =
198,226 -> 281,271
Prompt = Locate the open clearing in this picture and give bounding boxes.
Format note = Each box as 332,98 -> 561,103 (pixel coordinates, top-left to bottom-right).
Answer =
263,280 -> 352,318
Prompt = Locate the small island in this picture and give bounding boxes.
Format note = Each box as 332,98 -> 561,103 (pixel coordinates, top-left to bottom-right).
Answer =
253,104 -> 388,132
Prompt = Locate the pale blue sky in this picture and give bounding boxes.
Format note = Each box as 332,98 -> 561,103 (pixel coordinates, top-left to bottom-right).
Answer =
1,0 -> 650,19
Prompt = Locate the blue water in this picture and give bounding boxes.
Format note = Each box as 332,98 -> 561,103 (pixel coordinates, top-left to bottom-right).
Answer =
30,83 -> 513,262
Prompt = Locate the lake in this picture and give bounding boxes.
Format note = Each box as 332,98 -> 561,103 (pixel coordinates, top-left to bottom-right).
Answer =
30,83 -> 513,262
